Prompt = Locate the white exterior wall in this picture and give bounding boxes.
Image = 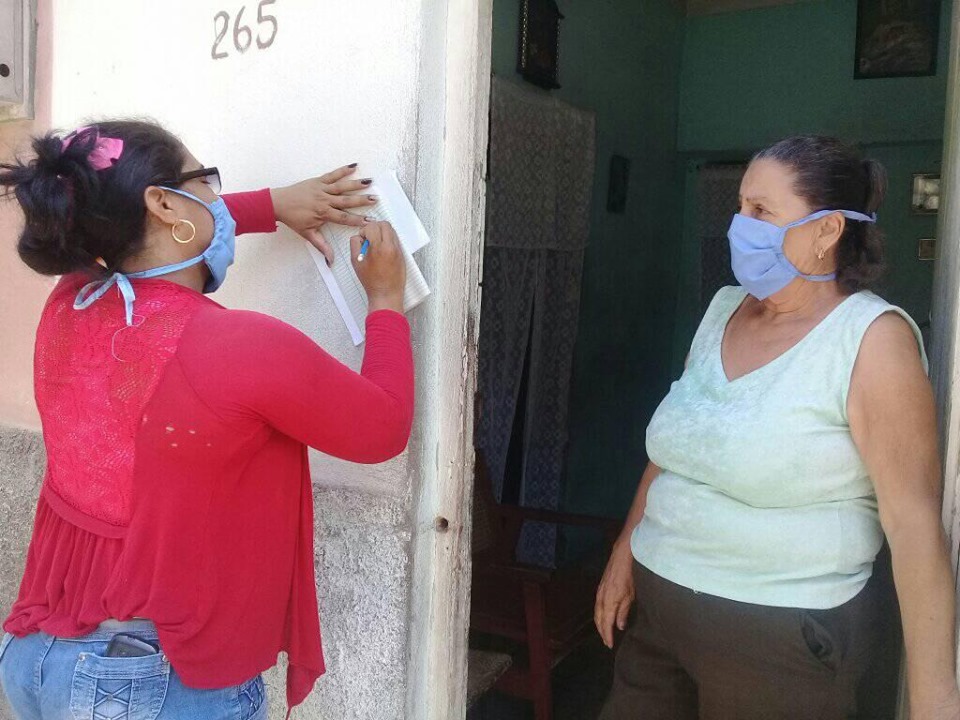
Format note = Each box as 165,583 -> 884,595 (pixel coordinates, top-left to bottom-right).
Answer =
0,1 -> 491,719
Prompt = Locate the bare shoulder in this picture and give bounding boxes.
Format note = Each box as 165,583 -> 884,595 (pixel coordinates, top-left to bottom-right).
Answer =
851,311 -> 928,405
859,312 -> 923,369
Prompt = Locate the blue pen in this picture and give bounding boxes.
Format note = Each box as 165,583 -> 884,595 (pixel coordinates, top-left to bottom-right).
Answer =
357,238 -> 370,262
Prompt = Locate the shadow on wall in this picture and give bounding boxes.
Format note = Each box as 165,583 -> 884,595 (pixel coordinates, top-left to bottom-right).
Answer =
0,0 -> 55,431
0,127 -> 57,432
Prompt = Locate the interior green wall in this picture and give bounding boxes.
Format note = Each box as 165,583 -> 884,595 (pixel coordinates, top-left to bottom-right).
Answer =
490,0 -> 687,520
488,0 -> 948,525
679,0 -> 950,153
674,0 -> 950,370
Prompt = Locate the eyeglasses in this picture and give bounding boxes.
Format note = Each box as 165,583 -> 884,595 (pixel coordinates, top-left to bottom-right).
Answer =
160,166 -> 222,195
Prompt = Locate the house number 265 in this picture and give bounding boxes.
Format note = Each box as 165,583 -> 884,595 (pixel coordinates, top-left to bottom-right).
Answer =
212,0 -> 278,60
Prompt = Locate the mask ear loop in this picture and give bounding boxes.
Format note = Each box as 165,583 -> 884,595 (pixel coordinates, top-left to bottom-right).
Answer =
111,313 -> 146,363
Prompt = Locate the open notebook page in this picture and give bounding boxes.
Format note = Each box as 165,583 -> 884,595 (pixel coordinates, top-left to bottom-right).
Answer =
307,172 -> 431,345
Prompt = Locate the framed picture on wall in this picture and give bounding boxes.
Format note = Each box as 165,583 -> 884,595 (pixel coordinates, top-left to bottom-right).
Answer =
855,0 -> 941,79
918,238 -> 937,260
517,0 -> 563,90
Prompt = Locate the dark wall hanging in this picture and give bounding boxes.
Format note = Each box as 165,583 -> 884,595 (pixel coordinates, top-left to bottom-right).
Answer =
855,0 -> 941,79
607,155 -> 630,214
518,0 -> 563,90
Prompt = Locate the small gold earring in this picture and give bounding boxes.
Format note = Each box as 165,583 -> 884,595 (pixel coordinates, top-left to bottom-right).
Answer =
816,247 -> 825,261
172,219 -> 196,244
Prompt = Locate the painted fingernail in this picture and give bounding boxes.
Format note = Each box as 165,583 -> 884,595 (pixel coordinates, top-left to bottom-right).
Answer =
326,257 -> 333,268
364,216 -> 375,222
368,195 -> 378,202
348,163 -> 358,168
361,178 -> 373,186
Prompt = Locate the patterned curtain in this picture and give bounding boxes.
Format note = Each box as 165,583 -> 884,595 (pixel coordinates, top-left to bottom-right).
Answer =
476,77 -> 596,566
477,247 -> 539,502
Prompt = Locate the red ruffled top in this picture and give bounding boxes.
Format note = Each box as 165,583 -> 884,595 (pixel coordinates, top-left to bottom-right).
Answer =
3,190 -> 415,714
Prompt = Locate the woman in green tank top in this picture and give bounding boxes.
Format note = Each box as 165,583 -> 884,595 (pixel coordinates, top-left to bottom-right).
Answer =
596,136 -> 960,720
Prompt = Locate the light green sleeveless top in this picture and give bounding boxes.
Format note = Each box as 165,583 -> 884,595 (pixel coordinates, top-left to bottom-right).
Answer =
631,286 -> 926,609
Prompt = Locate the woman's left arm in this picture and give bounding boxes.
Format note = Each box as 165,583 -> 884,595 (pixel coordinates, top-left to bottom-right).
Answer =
849,313 -> 960,720
222,189 -> 278,235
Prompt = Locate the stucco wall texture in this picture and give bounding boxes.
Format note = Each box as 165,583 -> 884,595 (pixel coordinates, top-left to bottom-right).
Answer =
0,428 -> 43,720
1,0 -> 458,718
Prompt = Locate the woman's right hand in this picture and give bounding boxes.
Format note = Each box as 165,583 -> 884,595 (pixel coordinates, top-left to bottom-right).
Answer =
595,539 -> 636,649
351,221 -> 406,314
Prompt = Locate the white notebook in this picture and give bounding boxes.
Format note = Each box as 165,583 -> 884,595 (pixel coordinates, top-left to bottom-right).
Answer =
307,171 -> 431,345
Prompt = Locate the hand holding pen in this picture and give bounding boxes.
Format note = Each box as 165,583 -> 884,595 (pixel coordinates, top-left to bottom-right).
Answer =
351,221 -> 407,315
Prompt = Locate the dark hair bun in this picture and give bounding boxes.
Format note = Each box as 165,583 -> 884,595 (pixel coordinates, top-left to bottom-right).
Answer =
0,132 -> 101,274
0,120 -> 186,276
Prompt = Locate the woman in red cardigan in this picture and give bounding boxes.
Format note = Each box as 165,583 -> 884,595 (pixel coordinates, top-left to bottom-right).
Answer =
0,120 -> 415,720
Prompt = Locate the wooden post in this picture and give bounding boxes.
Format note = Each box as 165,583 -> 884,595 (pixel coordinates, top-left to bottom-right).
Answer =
920,1 -> 960,717
932,0 -> 960,580
405,0 -> 492,718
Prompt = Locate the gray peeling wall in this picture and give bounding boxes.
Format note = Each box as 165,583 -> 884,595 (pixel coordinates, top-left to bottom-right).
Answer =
0,424 -> 415,720
0,426 -> 44,720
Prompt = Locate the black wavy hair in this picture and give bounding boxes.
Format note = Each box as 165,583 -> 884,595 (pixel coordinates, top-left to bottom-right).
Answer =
0,119 -> 187,276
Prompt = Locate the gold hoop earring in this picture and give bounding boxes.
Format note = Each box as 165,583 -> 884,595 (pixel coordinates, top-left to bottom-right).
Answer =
172,219 -> 196,244
816,247 -> 825,261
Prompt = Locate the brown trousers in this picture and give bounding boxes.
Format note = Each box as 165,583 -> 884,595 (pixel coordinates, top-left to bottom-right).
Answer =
599,564 -> 880,720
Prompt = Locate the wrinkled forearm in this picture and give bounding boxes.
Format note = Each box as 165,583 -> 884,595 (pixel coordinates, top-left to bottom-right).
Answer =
887,511 -> 958,712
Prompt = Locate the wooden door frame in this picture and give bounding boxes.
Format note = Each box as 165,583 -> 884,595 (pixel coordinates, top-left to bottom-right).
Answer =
919,2 -> 960,718
405,0 -> 492,718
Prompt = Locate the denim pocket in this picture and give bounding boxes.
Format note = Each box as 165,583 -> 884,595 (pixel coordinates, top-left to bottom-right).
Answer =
237,675 -> 266,720
70,651 -> 170,720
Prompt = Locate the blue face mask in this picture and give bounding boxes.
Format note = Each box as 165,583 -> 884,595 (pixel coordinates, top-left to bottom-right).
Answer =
74,187 -> 237,325
727,208 -> 876,300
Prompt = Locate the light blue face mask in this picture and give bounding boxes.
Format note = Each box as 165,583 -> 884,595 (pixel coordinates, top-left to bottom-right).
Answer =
727,208 -> 876,300
74,187 -> 237,326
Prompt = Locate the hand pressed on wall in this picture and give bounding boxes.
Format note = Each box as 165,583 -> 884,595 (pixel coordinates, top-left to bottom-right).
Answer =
270,165 -> 378,266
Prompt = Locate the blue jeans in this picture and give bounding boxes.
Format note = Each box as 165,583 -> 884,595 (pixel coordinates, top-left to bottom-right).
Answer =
0,620 -> 266,720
